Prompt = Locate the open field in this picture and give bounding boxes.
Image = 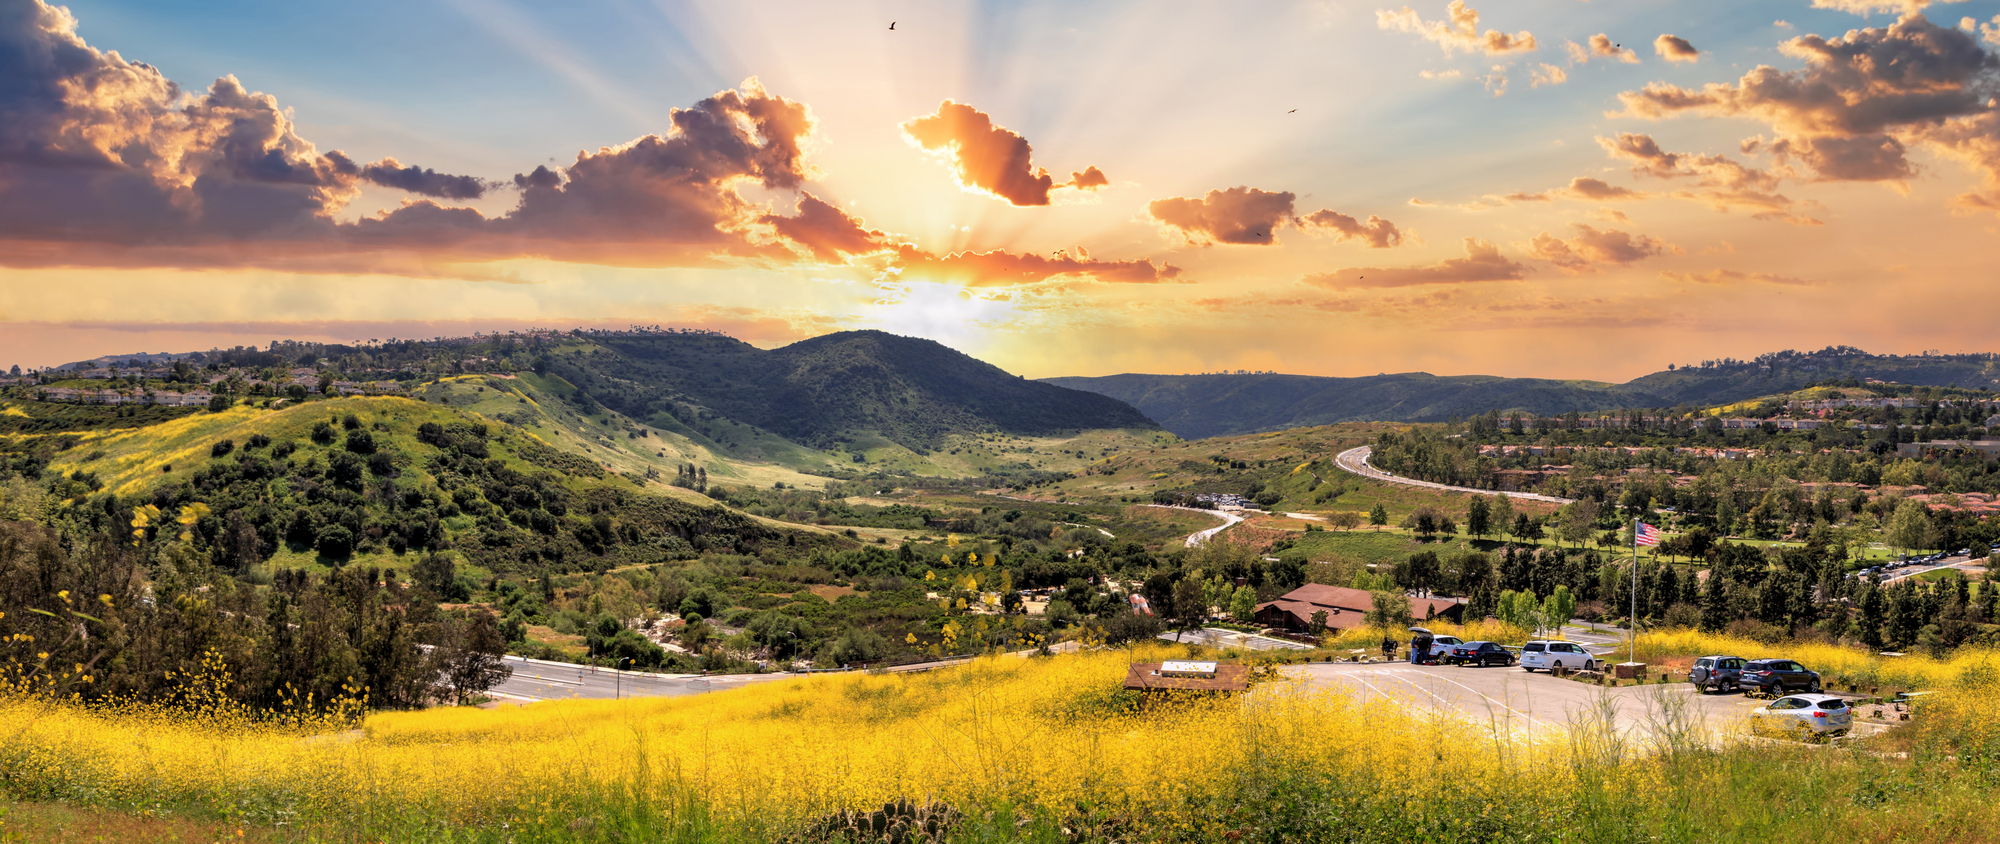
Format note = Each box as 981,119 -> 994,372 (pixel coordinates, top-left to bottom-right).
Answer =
8,641 -> 2000,842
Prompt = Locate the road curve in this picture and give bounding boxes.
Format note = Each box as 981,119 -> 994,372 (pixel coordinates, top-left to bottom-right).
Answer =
1334,446 -> 1574,505
1140,504 -> 1244,547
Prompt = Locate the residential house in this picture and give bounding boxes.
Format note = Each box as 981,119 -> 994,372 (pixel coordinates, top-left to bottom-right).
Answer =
1254,584 -> 1462,633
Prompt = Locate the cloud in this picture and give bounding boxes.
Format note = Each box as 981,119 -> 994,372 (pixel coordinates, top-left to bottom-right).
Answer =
1596,132 -> 1821,223
1811,0 -> 1964,16
1491,177 -> 1652,204
1569,34 -> 1639,64
354,158 -> 489,200
1522,224 -> 1674,273
1065,166 -> 1109,190
1149,186 -> 1295,245
900,100 -> 1102,206
1419,69 -> 1464,80
1376,1 -> 1536,56
1531,63 -> 1568,87
1654,34 -> 1701,63
889,245 -> 1181,287
760,193 -> 890,262
1482,65 -> 1510,96
1615,14 -> 2000,199
1298,209 -> 1403,248
1303,238 -> 1528,288
1660,268 -> 1823,286
0,0 -> 487,249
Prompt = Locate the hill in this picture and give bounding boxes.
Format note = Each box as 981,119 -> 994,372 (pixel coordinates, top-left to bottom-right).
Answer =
547,330 -> 1160,451
1048,347 -> 2000,439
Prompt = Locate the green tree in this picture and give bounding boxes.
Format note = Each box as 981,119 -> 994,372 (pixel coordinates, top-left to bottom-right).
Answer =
1541,585 -> 1576,632
1366,590 -> 1414,632
1885,498 -> 1936,557
1467,497 -> 1492,539
1491,494 -> 1516,543
1229,584 -> 1258,622
1171,576 -> 1208,640
1369,503 -> 1389,530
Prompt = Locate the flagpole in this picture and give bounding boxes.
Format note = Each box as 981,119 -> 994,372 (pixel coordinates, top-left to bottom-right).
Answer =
1631,517 -> 1639,671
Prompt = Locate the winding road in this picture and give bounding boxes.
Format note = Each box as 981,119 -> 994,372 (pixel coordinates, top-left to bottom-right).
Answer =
1335,446 -> 1574,505
1139,504 -> 1244,547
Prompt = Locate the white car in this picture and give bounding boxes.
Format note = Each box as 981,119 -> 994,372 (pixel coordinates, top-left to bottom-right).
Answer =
1751,693 -> 1853,740
1427,635 -> 1464,661
1519,640 -> 1598,673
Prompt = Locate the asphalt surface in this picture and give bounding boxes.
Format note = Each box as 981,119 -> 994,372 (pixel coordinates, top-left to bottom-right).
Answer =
1335,445 -> 1574,504
1283,660 -> 1889,744
1158,627 -> 1314,651
488,656 -> 794,701
1877,553 -> 1990,584
1139,503 -> 1243,546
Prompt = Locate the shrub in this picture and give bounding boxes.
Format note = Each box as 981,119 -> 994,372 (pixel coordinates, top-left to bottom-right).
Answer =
310,421 -> 337,445
210,440 -> 235,458
344,430 -> 376,454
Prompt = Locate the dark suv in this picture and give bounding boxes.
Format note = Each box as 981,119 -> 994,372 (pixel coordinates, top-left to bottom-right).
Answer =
1739,659 -> 1821,696
1447,641 -> 1515,667
1689,655 -> 1747,694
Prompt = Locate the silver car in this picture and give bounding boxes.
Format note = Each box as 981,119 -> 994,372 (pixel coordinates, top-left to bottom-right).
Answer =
1750,693 -> 1853,740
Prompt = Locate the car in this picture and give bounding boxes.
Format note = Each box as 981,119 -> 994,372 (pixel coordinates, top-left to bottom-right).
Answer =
1520,640 -> 1598,673
1689,655 -> 1748,693
1426,635 -> 1465,661
1750,693 -> 1852,740
1957,548 -> 1972,557
1739,658 -> 1821,696
1447,641 -> 1515,667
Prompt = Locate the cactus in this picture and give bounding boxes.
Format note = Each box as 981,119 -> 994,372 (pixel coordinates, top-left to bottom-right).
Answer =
784,799 -> 963,844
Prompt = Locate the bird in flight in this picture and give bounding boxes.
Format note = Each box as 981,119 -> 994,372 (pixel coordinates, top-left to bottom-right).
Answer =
889,21 -> 896,30
1287,108 -> 1297,114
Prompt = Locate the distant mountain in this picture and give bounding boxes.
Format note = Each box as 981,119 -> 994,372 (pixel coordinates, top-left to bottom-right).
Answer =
548,330 -> 1161,450
1047,348 -> 2000,440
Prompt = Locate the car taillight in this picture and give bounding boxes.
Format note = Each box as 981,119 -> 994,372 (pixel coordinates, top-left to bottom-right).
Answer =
1812,712 -> 1826,718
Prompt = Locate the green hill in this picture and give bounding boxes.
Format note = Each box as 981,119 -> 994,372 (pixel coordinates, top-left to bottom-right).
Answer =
547,330 -> 1161,451
1048,347 -> 2000,439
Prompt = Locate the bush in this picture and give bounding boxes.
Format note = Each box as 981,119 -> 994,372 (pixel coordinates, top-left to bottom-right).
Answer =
245,433 -> 272,449
310,421 -> 337,445
365,451 -> 397,477
206,394 -> 231,412
342,414 -> 362,431
344,430 -> 376,454
210,440 -> 235,458
315,524 -> 355,559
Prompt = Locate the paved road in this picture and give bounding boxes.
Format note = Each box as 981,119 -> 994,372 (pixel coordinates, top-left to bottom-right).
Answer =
1140,503 -> 1244,547
1158,627 -> 1313,651
489,656 -> 794,702
1335,446 -> 1574,505
1876,553 -> 1990,584
1283,661 -> 1888,745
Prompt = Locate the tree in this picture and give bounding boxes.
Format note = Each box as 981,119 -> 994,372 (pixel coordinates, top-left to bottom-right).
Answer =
1369,504 -> 1389,530
1491,495 -> 1516,543
1366,590 -> 1413,632
1541,585 -> 1576,632
1309,608 -> 1330,640
1171,576 -> 1208,640
1885,498 -> 1936,557
431,611 -> 512,705
1467,497 -> 1492,539
1699,576 -> 1730,633
1229,585 -> 1258,621
1330,511 -> 1364,531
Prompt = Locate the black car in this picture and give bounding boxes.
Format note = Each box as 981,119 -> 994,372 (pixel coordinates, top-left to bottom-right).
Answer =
1447,641 -> 1515,667
1739,659 -> 1821,696
1689,655 -> 1747,694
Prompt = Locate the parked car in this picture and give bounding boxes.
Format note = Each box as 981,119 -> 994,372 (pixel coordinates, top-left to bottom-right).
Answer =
1447,641 -> 1515,667
1427,635 -> 1464,661
1750,693 -> 1852,740
1689,655 -> 1748,693
1738,659 -> 1821,696
1520,640 -> 1598,673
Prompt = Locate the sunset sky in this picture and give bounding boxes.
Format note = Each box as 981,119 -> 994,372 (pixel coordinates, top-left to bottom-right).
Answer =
4,0 -> 2000,380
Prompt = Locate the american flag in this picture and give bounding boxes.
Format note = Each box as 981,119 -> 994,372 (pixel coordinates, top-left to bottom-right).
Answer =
1635,522 -> 1662,547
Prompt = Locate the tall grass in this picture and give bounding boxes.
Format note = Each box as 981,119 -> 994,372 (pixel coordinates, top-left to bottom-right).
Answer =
1639,627 -> 1999,691
5,643 -> 2000,842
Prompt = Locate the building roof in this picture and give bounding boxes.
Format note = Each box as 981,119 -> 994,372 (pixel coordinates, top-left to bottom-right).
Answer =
1255,584 -> 1460,628
1122,662 -> 1251,693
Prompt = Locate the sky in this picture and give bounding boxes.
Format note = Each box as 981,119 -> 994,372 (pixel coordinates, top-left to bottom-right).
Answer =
3,0 -> 2000,381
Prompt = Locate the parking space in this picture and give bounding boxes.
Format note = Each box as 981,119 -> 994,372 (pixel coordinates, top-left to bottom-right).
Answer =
1283,661 -> 1891,745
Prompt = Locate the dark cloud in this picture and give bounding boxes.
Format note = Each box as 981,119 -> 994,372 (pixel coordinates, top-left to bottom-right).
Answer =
1654,34 -> 1701,63
1617,14 -> 1999,195
0,0 -> 488,249
1523,224 -> 1673,273
901,101 -> 1102,206
357,158 -> 488,200
1303,238 -> 1528,288
1298,209 -> 1402,248
1149,186 -> 1295,245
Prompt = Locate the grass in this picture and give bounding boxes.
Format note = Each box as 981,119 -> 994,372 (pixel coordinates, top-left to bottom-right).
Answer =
10,640 -> 2000,842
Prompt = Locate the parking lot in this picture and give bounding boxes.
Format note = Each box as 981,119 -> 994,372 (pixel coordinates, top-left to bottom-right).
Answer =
1158,627 -> 1314,651
1284,661 -> 1894,745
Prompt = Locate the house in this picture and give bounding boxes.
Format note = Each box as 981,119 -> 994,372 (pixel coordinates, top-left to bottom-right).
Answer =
1897,440 -> 2000,462
1254,583 -> 1462,633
